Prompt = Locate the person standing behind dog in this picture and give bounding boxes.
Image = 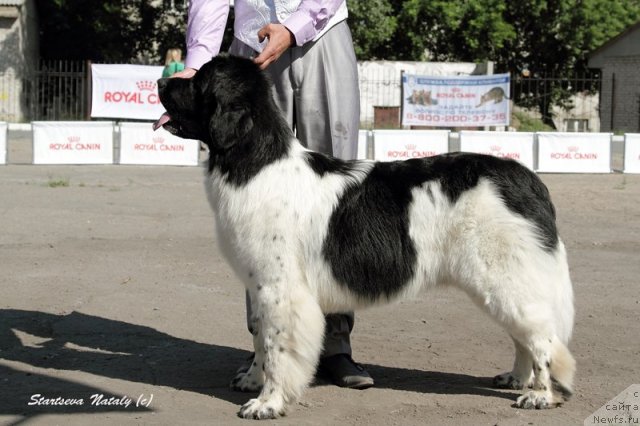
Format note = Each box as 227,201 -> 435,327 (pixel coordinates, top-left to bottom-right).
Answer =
162,48 -> 186,78
172,0 -> 372,389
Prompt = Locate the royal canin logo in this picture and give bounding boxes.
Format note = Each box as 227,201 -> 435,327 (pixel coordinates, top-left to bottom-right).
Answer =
550,144 -> 597,160
490,145 -> 502,152
405,144 -> 417,150
136,81 -> 157,91
103,80 -> 161,105
48,135 -> 100,151
152,136 -> 165,144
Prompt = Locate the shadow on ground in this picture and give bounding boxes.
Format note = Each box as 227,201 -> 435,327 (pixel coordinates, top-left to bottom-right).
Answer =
0,309 -> 516,421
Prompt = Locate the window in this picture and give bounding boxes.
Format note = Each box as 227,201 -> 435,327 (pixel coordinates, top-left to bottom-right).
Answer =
564,118 -> 589,132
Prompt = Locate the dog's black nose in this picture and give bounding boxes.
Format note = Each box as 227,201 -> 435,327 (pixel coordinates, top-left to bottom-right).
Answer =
157,78 -> 169,91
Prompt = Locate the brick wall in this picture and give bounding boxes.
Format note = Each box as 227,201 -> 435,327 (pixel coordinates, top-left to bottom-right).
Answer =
599,56 -> 640,133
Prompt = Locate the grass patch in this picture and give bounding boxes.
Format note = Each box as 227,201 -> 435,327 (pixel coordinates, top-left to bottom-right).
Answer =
512,110 -> 554,132
47,178 -> 70,188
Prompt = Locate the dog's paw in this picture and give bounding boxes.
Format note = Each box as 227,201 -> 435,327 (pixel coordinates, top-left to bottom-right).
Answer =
515,390 -> 558,409
493,372 -> 527,389
230,371 -> 263,392
238,397 -> 286,420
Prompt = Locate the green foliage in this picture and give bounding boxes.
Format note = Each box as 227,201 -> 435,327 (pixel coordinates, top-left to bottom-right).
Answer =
35,0 -> 640,73
346,0 -> 639,123
581,0 -> 640,52
348,0 -> 640,76
36,0 -> 188,63
348,0 -> 397,59
392,0 -> 517,62
512,110 -> 554,132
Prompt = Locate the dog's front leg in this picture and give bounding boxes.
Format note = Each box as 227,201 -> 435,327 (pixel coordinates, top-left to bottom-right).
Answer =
237,283 -> 325,419
230,305 -> 266,392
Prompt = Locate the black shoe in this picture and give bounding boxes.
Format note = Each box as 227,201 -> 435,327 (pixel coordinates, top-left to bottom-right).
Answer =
318,354 -> 374,389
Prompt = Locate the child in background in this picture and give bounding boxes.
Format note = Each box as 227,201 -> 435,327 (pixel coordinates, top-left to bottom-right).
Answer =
162,48 -> 185,78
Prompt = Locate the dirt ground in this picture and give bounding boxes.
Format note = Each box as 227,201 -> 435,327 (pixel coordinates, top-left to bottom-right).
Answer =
1,131 -> 639,425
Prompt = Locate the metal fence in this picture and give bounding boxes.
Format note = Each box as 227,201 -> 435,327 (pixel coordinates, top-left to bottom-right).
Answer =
27,60 -> 89,121
511,71 -> 601,130
1,60 -> 88,122
0,59 -> 601,129
358,66 -> 402,128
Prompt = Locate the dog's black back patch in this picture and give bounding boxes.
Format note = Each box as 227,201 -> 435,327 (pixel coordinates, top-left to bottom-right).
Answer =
322,161 -> 423,300
323,153 -> 558,300
428,153 -> 558,250
304,151 -> 355,177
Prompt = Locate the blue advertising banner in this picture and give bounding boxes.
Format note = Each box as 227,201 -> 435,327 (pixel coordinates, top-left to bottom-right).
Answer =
402,73 -> 511,127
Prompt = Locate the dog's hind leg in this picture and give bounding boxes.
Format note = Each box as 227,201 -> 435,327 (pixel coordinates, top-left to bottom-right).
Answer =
465,267 -> 574,407
238,284 -> 325,419
481,295 -> 575,409
481,285 -> 575,408
513,334 -> 575,409
493,337 -> 533,390
479,292 -> 575,408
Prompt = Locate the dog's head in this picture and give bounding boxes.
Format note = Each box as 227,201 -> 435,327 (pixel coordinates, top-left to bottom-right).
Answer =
154,54 -> 275,152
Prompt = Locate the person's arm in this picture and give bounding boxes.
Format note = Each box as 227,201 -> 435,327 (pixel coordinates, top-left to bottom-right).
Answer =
176,0 -> 229,78
253,0 -> 345,70
284,0 -> 345,46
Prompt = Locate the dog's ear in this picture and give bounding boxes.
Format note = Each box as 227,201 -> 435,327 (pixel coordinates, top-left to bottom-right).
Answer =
208,107 -> 254,150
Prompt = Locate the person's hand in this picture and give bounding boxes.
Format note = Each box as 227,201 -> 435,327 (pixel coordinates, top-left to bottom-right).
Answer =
171,67 -> 197,79
254,24 -> 295,70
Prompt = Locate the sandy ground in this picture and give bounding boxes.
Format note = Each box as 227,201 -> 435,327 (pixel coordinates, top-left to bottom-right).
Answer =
1,131 -> 639,425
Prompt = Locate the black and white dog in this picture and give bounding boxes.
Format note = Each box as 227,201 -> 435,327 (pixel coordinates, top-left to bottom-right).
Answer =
154,55 -> 575,419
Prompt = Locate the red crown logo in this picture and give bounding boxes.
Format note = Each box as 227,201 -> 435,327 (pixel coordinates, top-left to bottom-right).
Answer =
490,145 -> 502,152
67,136 -> 80,143
152,136 -> 165,144
568,146 -> 579,152
136,80 -> 157,91
405,144 -> 417,150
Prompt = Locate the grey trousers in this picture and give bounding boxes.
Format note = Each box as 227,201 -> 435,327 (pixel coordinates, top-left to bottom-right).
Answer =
230,20 -> 360,357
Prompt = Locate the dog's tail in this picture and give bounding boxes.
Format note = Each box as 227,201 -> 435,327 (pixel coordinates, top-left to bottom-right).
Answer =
553,240 -> 574,345
546,238 -> 576,402
550,337 -> 576,401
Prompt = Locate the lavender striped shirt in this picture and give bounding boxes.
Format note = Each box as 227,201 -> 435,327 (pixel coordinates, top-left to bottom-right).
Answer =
185,0 -> 345,69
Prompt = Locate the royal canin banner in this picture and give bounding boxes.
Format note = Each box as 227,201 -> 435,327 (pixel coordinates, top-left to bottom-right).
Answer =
373,130 -> 449,162
624,134 -> 640,174
459,131 -> 535,170
32,121 -> 114,164
0,122 -> 7,164
91,64 -> 164,120
119,122 -> 200,166
537,132 -> 611,173
401,73 -> 510,127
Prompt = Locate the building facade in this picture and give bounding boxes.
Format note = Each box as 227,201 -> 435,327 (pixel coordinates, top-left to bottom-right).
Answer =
0,0 -> 38,122
589,21 -> 640,133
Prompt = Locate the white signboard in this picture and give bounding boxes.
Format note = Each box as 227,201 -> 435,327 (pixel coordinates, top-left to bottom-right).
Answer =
623,134 -> 640,174
0,122 -> 6,164
91,64 -> 165,120
357,130 -> 369,160
402,73 -> 510,127
119,122 -> 200,166
537,132 -> 611,173
33,121 -> 114,165
373,130 -> 449,162
459,131 -> 535,170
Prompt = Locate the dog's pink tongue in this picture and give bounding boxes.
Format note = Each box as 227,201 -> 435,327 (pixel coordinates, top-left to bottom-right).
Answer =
153,112 -> 170,131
